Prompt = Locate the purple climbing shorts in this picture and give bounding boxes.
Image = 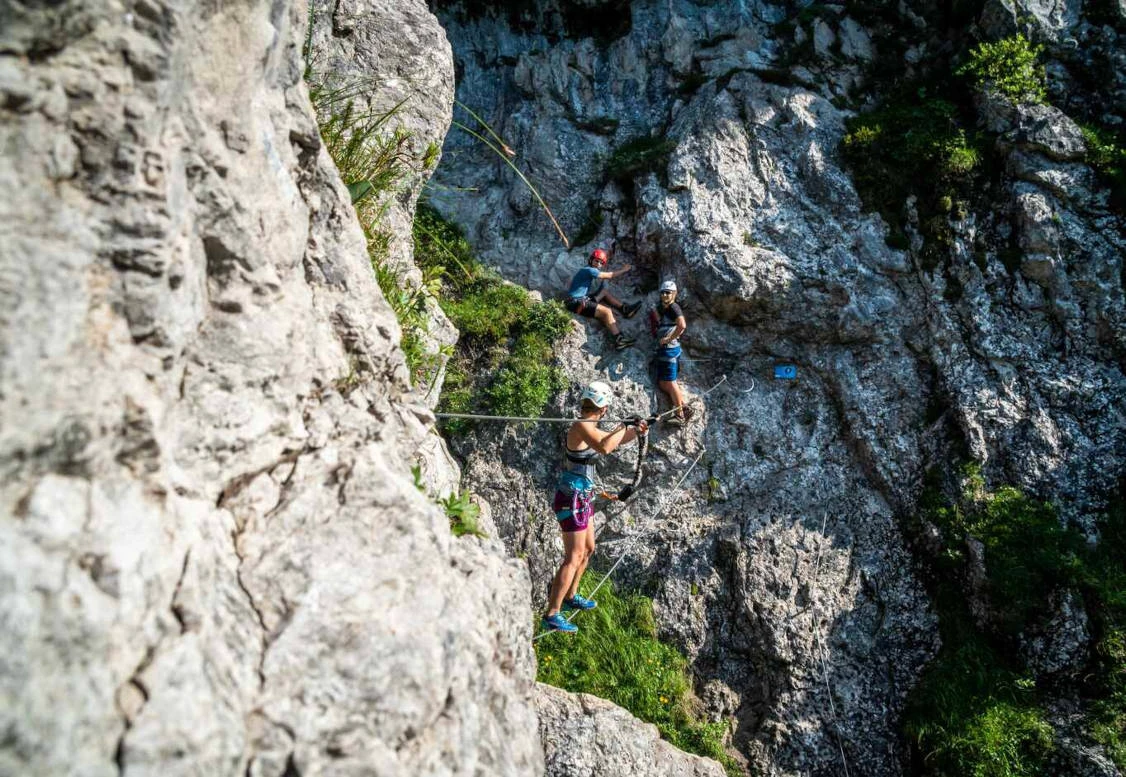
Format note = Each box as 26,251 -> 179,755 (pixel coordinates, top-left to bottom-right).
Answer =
553,489 -> 593,533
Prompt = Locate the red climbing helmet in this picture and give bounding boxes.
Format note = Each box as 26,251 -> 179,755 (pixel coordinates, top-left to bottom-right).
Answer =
589,248 -> 608,266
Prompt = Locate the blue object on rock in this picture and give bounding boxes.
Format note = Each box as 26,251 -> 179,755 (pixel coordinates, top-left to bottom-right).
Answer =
774,364 -> 797,380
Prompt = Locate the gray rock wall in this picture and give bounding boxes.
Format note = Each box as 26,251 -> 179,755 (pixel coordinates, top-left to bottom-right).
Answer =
536,683 -> 727,777
0,0 -> 544,774
431,1 -> 1126,774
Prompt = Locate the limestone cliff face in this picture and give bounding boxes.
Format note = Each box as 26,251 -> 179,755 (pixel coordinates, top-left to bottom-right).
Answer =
0,0 -> 734,774
429,0 -> 1126,774
0,0 -> 543,774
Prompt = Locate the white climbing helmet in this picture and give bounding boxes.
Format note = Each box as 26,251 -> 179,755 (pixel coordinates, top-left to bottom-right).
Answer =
580,380 -> 614,409
659,280 -> 678,293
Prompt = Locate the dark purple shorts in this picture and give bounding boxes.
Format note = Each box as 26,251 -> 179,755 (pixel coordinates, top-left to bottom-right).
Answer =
553,489 -> 593,533
565,296 -> 600,319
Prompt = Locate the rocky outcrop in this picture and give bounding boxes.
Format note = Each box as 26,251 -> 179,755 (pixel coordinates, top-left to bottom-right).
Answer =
0,0 -> 543,774
431,0 -> 1126,774
308,0 -> 459,407
536,684 -> 727,777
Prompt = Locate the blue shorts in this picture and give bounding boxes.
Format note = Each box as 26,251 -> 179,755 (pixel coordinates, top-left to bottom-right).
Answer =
655,355 -> 681,382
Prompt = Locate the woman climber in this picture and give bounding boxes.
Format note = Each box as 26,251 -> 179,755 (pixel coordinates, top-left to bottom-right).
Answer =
649,280 -> 690,427
542,381 -> 648,633
564,247 -> 642,350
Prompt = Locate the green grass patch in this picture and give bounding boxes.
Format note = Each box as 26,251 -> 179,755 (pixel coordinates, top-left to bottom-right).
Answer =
904,466 -> 1063,774
907,466 -> 1126,773
906,628 -> 1055,777
841,98 -> 984,264
536,575 -> 743,776
372,254 -> 439,379
922,464 -> 1085,635
1082,492 -> 1126,768
956,33 -> 1047,105
413,204 -> 569,429
308,70 -> 441,383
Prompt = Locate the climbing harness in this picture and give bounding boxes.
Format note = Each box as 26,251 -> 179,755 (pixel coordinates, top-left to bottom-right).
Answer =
533,448 -> 707,642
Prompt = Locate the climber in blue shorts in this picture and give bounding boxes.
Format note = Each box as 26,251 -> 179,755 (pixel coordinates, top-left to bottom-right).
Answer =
564,247 -> 642,350
648,280 -> 690,427
542,381 -> 648,633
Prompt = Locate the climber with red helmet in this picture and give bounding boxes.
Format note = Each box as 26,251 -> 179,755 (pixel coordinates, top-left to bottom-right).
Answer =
563,246 -> 642,350
542,381 -> 648,633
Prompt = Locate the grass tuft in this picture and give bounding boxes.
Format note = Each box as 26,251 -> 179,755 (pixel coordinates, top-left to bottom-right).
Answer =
906,466 -> 1126,773
413,204 -> 569,429
536,575 -> 743,776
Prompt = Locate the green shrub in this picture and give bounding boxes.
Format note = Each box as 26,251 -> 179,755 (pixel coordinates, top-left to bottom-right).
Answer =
442,280 -> 529,341
842,99 -> 983,262
486,347 -> 565,417
536,576 -> 742,776
908,468 -> 1126,773
606,136 -> 677,185
412,204 -> 570,427
1082,124 -> 1126,209
842,100 -> 979,182
924,464 -> 1084,634
957,34 -> 1047,104
905,468 -> 1060,775
440,490 -> 486,538
1083,496 -> 1126,768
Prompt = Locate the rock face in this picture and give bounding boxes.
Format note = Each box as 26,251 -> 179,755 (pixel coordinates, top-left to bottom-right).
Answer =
536,684 -> 727,777
308,0 -> 460,407
430,0 -> 1126,774
0,0 -> 545,774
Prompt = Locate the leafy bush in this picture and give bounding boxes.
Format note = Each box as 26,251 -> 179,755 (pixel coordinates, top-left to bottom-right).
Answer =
606,136 -> 677,185
842,99 -> 983,257
1082,124 -> 1126,209
413,204 -> 570,427
924,465 -> 1084,634
907,467 -> 1126,774
842,100 -> 980,186
957,34 -> 1047,104
412,463 -> 487,539
536,576 -> 742,776
440,490 -> 486,538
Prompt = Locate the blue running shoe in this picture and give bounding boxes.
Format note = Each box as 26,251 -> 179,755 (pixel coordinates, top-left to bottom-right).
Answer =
542,613 -> 578,633
563,595 -> 597,611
